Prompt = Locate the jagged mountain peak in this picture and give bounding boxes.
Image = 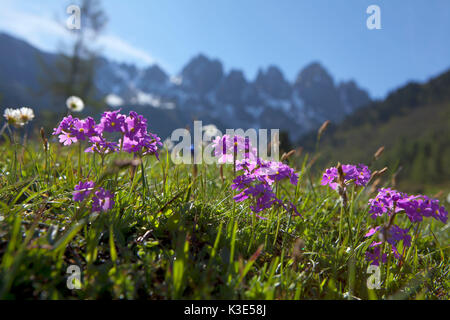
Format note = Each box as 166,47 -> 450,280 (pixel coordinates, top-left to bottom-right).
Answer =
225,69 -> 247,82
337,80 -> 371,113
138,64 -> 169,92
293,62 -> 365,121
0,32 -> 373,140
144,64 -> 167,77
180,54 -> 224,95
255,65 -> 291,99
216,69 -> 248,105
295,62 -> 335,88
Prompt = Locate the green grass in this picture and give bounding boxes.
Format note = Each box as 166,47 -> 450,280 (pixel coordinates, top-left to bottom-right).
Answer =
0,132 -> 448,300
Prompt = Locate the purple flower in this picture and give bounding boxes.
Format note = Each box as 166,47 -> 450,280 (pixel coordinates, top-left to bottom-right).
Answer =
365,226 -> 381,237
123,111 -> 147,139
80,116 -> 98,137
141,133 -> 162,157
85,135 -> 118,154
266,161 -> 299,185
98,109 -> 125,133
369,188 -> 448,224
58,131 -> 78,146
72,181 -> 114,213
212,135 -> 234,164
121,135 -> 142,153
397,195 -> 425,223
236,157 -> 266,176
230,145 -> 299,218
364,188 -> 447,266
396,194 -> 449,224
53,116 -> 80,145
321,167 -> 338,190
355,164 -> 371,186
53,116 -> 98,145
72,118 -> 89,141
121,132 -> 162,157
73,180 -> 95,202
321,164 -> 371,190
234,158 -> 298,188
92,188 -> 114,212
341,164 -> 358,181
53,115 -> 75,136
231,174 -> 255,191
368,188 -> 405,219
365,241 -> 387,266
387,225 -> 411,247
364,224 -> 411,265
212,134 -> 257,164
52,110 -> 162,162
433,204 -> 449,224
233,184 -> 279,219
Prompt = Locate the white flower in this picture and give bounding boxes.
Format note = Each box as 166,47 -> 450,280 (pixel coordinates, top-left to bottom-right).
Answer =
18,107 -> 34,123
202,124 -> 220,142
3,107 -> 35,128
66,96 -> 84,112
4,108 -> 21,126
4,108 -> 22,128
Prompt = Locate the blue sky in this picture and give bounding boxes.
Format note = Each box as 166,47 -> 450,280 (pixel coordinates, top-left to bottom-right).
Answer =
1,0 -> 449,98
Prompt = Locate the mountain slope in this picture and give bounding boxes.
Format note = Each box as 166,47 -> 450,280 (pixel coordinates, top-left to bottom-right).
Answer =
0,33 -> 57,108
300,69 -> 450,192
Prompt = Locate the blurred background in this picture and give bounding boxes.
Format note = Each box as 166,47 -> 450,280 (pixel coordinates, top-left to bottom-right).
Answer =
0,0 -> 449,192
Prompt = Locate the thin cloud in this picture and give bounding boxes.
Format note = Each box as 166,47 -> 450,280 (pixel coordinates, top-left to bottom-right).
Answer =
0,2 -> 167,69
0,6 -> 67,52
97,34 -> 155,65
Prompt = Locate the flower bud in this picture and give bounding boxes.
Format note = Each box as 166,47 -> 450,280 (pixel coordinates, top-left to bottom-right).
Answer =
318,120 -> 330,139
373,146 -> 385,160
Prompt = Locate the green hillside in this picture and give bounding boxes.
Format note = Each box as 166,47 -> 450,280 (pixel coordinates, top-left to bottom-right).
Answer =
299,69 -> 450,193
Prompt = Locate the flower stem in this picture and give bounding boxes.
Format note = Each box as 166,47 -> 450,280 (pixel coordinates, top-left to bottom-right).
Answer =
140,156 -> 147,202
78,141 -> 82,177
8,126 -> 18,181
247,211 -> 256,253
338,204 -> 344,242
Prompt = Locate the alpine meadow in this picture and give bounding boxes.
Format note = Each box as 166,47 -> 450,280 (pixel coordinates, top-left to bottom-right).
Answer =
0,0 -> 449,302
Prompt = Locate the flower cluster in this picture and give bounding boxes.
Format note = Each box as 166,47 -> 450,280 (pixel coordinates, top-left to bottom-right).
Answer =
3,107 -> 35,128
234,157 -> 298,186
367,188 -> 404,219
73,180 -> 114,212
53,115 -> 98,146
226,141 -> 299,218
364,225 -> 412,266
212,134 -> 257,164
53,110 -> 162,157
364,241 -> 387,266
321,164 -> 371,190
365,188 -> 448,265
368,188 -> 448,223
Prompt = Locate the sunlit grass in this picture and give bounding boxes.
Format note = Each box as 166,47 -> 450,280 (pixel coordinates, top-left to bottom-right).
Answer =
0,132 -> 448,300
